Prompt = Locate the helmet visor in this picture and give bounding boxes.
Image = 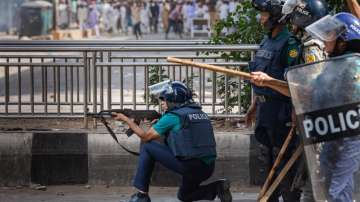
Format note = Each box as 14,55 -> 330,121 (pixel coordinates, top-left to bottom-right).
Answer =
148,80 -> 173,97
305,15 -> 347,41
282,0 -> 298,15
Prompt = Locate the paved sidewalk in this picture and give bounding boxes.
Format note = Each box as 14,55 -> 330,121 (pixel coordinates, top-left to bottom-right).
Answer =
0,185 -> 259,202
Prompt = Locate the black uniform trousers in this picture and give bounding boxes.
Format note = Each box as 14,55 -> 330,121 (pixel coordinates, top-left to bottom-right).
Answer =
255,99 -> 301,202
133,141 -> 219,202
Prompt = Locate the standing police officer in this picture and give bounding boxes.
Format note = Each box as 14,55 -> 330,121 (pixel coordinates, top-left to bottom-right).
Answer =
281,1 -> 328,201
282,0 -> 328,64
245,0 -> 301,201
250,0 -> 328,200
250,10 -> 360,202
250,0 -> 328,97
114,81 -> 232,202
305,12 -> 360,202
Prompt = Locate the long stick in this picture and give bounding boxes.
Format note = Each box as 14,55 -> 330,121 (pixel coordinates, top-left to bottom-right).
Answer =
166,57 -> 289,89
259,145 -> 303,202
257,127 -> 296,200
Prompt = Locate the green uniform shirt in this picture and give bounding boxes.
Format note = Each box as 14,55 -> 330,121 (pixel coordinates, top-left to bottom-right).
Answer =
153,113 -> 216,165
269,28 -> 301,67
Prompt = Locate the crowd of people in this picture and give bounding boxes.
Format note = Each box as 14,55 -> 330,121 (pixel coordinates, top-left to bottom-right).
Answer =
57,0 -> 243,39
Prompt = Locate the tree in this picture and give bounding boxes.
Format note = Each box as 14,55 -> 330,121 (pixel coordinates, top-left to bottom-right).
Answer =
208,0 -> 264,113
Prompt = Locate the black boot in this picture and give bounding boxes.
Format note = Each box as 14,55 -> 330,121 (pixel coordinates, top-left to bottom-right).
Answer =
127,192 -> 151,202
216,179 -> 232,202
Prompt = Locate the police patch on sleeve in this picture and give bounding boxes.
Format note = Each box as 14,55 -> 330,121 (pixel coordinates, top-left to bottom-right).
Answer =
289,49 -> 298,58
305,54 -> 316,63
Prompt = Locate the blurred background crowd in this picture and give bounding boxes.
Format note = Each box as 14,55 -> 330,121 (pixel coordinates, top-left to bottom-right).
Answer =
0,0 -> 244,40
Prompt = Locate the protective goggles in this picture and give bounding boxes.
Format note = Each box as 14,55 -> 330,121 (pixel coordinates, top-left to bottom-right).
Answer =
148,80 -> 173,97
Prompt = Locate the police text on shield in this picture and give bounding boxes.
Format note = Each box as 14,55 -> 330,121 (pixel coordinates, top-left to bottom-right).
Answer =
303,108 -> 360,139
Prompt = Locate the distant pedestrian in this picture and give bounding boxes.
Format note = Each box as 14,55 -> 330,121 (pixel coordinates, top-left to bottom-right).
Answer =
183,0 -> 195,34
208,0 -> 218,28
58,0 -> 69,29
120,2 -> 128,34
140,2 -> 150,34
102,0 -> 115,33
162,0 -> 170,33
86,2 -> 100,37
77,0 -> 88,31
218,0 -> 229,21
132,2 -> 142,39
126,2 -> 133,32
165,2 -> 183,39
195,2 -> 210,31
149,0 -> 160,33
112,2 -> 121,33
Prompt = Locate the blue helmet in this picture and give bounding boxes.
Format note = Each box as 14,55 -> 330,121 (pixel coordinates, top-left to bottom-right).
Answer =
284,0 -> 328,29
252,0 -> 285,30
159,81 -> 192,103
334,12 -> 360,42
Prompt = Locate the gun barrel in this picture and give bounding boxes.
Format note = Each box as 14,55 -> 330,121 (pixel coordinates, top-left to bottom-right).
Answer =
86,112 -> 113,118
86,109 -> 161,122
102,109 -> 161,119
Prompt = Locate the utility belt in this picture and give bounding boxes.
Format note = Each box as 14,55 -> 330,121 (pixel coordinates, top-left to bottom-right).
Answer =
255,94 -> 290,104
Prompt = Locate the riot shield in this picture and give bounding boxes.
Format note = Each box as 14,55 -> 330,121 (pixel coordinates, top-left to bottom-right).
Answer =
286,54 -> 360,201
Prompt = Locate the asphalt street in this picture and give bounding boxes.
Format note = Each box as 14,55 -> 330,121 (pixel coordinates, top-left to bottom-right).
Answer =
0,185 -> 259,202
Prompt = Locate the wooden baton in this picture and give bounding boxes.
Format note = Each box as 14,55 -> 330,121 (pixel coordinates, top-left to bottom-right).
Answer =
166,57 -> 289,89
259,145 -> 303,202
257,127 -> 296,200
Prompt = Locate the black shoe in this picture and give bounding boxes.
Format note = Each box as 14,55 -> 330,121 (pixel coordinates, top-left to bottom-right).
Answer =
128,192 -> 151,202
216,179 -> 232,202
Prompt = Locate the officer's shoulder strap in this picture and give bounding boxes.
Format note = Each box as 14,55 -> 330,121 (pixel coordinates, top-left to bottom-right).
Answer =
303,38 -> 325,50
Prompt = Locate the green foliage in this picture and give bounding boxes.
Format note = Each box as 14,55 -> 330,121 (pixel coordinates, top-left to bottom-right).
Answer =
211,0 -> 264,46
327,0 -> 348,13
210,0 -> 264,61
147,66 -> 169,106
181,74 -> 199,96
215,75 -> 251,113
208,0 -> 264,113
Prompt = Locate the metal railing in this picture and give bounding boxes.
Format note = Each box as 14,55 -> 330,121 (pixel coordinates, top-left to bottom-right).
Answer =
0,40 -> 258,120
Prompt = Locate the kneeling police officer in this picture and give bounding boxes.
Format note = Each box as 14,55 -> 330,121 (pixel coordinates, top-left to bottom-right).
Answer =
114,80 -> 232,202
